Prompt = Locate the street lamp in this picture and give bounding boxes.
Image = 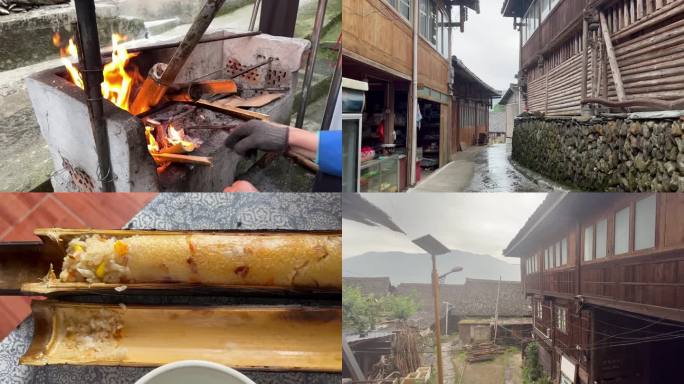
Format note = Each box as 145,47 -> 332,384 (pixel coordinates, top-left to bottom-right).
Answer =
439,266 -> 464,282
411,234 -> 454,384
443,301 -> 452,336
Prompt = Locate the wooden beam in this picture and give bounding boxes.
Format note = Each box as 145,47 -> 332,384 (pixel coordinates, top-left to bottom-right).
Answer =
599,12 -> 626,101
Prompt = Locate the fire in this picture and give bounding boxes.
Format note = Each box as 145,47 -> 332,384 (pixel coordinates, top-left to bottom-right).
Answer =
52,33 -> 142,112
167,125 -> 196,152
145,123 -> 202,172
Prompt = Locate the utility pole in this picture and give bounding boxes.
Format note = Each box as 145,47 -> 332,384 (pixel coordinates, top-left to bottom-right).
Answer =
443,301 -> 452,336
412,234 -> 462,384
431,253 -> 445,384
493,276 -> 501,343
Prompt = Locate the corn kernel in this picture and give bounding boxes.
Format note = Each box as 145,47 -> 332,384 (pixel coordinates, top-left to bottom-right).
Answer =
96,261 -> 107,279
114,240 -> 128,256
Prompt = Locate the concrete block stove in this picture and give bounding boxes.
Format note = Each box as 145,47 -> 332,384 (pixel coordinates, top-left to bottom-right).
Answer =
26,31 -> 309,192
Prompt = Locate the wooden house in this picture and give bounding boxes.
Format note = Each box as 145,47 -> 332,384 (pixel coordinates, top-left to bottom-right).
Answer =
395,278 -> 531,330
501,0 -> 684,115
498,84 -> 520,141
451,58 -> 501,150
343,276 -> 394,296
504,193 -> 684,383
342,0 -> 481,191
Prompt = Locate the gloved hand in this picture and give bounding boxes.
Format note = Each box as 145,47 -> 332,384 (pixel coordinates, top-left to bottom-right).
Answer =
224,120 -> 289,156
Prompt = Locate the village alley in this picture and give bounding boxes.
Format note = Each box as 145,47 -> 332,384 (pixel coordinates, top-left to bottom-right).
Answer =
410,143 -> 552,192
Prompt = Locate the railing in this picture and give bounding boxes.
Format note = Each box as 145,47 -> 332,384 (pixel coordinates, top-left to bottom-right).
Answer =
525,272 -> 542,292
522,0 -> 587,67
604,0 -> 683,36
580,251 -> 684,310
542,269 -> 577,295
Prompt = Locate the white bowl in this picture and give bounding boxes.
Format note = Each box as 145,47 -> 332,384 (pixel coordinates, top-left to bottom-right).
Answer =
135,360 -> 256,384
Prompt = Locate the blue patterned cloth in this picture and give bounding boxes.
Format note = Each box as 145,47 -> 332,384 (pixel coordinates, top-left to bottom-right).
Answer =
0,193 -> 341,383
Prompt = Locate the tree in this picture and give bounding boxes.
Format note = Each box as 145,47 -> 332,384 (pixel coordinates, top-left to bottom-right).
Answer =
342,286 -> 419,335
384,293 -> 418,320
522,342 -> 551,384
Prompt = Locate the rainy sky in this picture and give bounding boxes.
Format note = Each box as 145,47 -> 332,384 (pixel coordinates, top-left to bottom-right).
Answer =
451,1 -> 520,93
342,193 -> 547,263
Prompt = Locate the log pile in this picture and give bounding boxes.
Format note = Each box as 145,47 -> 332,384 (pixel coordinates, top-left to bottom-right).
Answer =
393,326 -> 421,376
0,0 -> 68,15
464,342 -> 505,363
512,114 -> 684,192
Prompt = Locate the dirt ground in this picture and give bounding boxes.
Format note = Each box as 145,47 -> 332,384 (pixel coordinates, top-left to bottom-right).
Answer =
451,346 -> 523,384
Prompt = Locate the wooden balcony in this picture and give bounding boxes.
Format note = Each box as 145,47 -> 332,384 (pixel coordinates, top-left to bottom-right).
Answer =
521,0 -> 588,68
528,249 -> 684,321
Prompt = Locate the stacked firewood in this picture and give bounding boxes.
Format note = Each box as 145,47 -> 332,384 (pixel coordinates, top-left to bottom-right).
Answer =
0,0 -> 69,15
464,342 -> 505,363
393,326 -> 421,376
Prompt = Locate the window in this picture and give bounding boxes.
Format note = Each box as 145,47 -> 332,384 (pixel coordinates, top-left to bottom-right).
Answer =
583,225 -> 593,261
561,238 -> 568,266
635,195 -> 656,251
398,0 -> 411,20
555,306 -> 567,333
555,241 -> 561,267
419,0 -> 428,38
615,206 -> 630,255
429,1 -> 438,44
441,11 -> 449,58
596,219 -> 607,259
544,249 -> 549,270
436,11 -> 443,55
536,301 -> 543,320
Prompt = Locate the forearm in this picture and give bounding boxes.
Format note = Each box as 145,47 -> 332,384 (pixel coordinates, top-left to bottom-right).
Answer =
287,126 -> 318,160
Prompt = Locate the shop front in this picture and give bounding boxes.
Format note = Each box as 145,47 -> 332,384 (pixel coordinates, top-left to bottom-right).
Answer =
342,57 -> 412,192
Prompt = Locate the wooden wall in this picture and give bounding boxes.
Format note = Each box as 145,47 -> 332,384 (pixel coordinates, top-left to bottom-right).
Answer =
522,194 -> 684,320
605,0 -> 684,101
418,38 -> 450,94
522,0 -> 684,115
342,0 -> 413,77
452,99 -> 489,150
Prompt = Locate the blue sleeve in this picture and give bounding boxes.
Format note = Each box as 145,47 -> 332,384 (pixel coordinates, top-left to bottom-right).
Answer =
316,130 -> 342,177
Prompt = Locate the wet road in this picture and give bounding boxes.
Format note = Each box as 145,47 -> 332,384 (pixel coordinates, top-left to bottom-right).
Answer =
465,143 -> 546,192
411,143 -> 548,192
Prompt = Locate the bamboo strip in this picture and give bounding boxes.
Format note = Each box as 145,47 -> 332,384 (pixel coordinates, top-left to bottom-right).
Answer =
20,301 -> 342,372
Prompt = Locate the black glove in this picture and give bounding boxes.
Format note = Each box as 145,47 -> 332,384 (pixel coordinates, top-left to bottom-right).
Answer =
224,120 -> 289,156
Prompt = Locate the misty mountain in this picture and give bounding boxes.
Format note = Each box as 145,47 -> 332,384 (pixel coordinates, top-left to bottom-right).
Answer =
343,250 -> 520,285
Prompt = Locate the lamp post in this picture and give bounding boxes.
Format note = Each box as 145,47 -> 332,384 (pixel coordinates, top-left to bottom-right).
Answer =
440,267 -> 462,337
443,301 -> 451,335
412,234 -> 461,384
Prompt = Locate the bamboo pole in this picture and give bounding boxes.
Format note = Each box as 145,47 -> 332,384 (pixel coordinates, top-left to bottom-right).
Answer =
599,12 -> 626,101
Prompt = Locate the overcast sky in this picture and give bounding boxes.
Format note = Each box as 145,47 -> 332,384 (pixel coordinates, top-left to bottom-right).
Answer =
451,1 -> 519,93
342,193 -> 547,263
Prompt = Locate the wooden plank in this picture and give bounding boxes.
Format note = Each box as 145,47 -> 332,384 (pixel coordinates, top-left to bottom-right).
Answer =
216,93 -> 284,108
195,100 -> 270,121
599,12 -> 626,101
151,153 -> 212,166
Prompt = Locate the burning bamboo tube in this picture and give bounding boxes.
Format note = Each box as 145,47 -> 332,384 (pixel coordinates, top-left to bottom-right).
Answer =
33,229 -> 341,290
129,0 -> 227,115
21,300 -> 341,371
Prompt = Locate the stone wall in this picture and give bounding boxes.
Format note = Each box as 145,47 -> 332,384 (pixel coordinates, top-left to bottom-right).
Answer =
512,114 -> 684,191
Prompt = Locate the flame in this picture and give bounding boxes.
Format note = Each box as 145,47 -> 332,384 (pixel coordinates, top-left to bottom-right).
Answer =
52,33 -> 142,111
167,125 -> 196,152
145,126 -> 159,153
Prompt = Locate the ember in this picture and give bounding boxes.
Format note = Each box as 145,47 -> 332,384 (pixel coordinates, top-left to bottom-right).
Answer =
52,32 -> 142,112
